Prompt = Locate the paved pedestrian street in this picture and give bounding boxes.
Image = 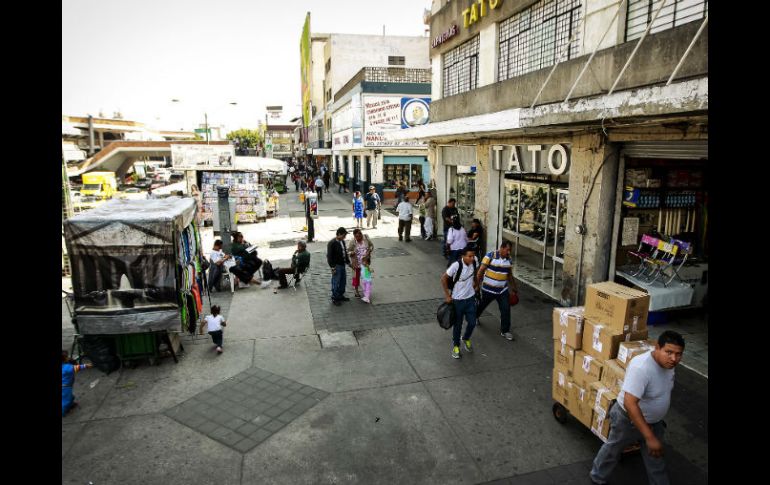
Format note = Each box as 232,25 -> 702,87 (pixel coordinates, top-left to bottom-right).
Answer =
62,189 -> 708,485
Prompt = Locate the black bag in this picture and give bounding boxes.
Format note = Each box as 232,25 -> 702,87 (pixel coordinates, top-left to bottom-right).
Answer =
437,302 -> 455,330
262,259 -> 275,281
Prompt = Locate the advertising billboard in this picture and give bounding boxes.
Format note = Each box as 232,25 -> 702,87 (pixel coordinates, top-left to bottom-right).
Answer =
363,95 -> 431,147
170,144 -> 235,170
300,13 -> 312,128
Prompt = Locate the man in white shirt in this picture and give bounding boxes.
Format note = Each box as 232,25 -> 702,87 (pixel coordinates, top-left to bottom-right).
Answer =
396,195 -> 414,242
590,330 -> 685,485
440,246 -> 479,360
208,240 -> 231,291
314,175 -> 325,201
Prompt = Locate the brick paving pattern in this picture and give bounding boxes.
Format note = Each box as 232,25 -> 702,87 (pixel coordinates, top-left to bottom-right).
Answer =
164,367 -> 329,453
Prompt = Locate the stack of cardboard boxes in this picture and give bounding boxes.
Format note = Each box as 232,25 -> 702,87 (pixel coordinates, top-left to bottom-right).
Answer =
552,282 -> 653,442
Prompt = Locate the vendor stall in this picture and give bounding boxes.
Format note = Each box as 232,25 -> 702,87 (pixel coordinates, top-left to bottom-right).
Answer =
63,197 -> 205,364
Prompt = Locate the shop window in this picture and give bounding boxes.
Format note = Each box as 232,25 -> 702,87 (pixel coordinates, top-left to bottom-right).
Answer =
498,0 -> 582,81
626,0 -> 708,42
442,35 -> 479,98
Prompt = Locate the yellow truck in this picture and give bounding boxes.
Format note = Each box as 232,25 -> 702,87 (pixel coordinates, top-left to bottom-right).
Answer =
81,172 -> 117,200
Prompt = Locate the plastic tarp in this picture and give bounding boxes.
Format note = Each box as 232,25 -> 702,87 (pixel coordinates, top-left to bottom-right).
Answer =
63,197 -> 197,335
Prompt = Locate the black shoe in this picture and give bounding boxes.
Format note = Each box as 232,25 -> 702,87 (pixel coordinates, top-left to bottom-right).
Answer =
405,239 -> 412,242
340,297 -> 351,301
333,300 -> 342,306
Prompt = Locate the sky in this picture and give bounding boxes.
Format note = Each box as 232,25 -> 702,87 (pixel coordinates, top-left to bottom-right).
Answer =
62,0 -> 432,133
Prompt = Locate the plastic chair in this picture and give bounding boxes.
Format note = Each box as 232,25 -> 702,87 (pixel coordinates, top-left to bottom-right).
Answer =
627,234 -> 660,277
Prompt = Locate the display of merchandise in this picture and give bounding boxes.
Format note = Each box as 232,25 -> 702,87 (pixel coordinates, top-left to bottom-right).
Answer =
199,172 -> 268,224
177,221 -> 204,334
664,191 -> 697,208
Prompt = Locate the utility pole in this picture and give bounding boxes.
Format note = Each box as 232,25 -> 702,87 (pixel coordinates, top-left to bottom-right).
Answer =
205,112 -> 209,145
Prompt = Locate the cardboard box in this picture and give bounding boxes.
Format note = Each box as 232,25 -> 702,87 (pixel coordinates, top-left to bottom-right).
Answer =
553,306 -> 585,349
591,409 -> 612,442
568,382 -> 594,428
582,319 -> 648,361
589,382 -> 617,417
573,351 -> 604,388
617,339 -> 656,369
600,359 -> 626,395
584,282 -> 650,334
554,341 -> 577,376
552,368 -> 572,408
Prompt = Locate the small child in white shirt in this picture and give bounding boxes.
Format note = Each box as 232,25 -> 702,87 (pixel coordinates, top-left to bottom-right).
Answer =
205,305 -> 227,354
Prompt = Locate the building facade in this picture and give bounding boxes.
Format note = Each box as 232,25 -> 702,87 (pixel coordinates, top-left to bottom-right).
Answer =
397,0 -> 708,306
330,67 -> 432,198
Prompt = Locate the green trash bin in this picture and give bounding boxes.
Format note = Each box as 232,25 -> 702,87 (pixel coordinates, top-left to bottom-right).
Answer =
116,332 -> 160,364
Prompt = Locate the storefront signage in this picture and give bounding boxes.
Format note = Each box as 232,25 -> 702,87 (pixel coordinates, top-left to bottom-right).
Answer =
432,24 -> 458,48
463,0 -> 503,29
363,95 -> 430,147
493,144 -> 570,175
171,144 -> 235,170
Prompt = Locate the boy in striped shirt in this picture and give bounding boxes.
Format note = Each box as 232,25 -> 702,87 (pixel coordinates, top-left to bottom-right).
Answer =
475,241 -> 519,340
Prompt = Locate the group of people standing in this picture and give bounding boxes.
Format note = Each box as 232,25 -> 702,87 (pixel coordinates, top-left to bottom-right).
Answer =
326,227 -> 375,305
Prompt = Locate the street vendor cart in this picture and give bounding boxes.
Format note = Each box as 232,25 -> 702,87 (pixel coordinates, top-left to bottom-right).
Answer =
63,197 -> 205,369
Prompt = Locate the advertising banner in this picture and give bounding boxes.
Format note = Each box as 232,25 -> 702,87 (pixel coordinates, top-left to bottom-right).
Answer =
171,144 -> 235,169
300,13 -> 312,127
363,95 -> 430,147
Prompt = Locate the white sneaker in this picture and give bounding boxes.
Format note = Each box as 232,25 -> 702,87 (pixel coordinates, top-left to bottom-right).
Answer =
238,282 -> 250,289
361,297 -> 370,303
501,332 -> 514,341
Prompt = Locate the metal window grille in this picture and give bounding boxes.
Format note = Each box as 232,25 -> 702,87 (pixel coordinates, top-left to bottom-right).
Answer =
388,56 -> 406,66
626,0 -> 708,41
442,35 -> 480,98
498,0 -> 582,82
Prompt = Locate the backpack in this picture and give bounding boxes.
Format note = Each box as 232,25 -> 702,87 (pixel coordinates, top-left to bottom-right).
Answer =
261,259 -> 275,281
447,259 -> 477,291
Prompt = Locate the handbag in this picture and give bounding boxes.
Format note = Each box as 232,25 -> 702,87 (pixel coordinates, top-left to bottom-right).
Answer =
437,302 -> 455,330
509,291 -> 519,306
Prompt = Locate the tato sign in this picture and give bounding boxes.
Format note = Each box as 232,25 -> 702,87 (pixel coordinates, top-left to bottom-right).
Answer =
493,144 -> 571,175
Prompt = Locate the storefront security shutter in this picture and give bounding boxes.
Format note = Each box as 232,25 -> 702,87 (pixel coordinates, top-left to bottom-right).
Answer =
440,145 -> 477,166
621,141 -> 707,160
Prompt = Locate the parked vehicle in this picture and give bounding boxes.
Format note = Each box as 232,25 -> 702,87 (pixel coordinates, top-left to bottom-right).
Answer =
81,172 -> 117,200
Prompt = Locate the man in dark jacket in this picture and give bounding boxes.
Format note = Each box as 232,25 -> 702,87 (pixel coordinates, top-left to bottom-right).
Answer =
326,227 -> 351,306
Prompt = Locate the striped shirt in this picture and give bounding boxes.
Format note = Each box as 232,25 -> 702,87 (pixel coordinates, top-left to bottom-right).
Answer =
480,250 -> 512,294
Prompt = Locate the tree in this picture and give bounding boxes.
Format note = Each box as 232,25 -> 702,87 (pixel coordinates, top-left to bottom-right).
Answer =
226,128 -> 262,148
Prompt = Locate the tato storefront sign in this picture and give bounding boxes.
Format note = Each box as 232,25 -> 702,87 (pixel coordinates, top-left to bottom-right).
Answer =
463,0 -> 503,29
432,24 -> 458,48
493,144 -> 571,175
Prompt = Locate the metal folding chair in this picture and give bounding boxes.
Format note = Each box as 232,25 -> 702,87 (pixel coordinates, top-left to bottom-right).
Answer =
641,239 -> 679,286
627,234 -> 660,277
661,239 -> 692,286
286,266 -> 309,291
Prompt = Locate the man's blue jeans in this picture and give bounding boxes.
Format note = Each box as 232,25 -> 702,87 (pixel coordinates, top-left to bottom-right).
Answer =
331,264 -> 346,301
452,297 -> 477,346
476,290 -> 511,333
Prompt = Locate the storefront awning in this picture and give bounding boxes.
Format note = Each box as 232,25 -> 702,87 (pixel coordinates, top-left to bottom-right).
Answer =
391,78 -> 707,142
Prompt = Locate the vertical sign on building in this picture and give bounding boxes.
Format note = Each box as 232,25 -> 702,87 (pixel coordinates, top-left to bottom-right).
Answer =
300,13 -> 312,130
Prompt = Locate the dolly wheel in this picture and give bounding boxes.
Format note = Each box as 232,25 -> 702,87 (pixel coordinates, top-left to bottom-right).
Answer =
552,402 -> 568,424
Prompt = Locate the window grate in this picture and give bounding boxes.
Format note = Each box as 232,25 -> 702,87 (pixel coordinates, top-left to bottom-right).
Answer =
442,35 -> 480,98
388,56 -> 406,66
498,0 -> 582,82
626,0 -> 708,42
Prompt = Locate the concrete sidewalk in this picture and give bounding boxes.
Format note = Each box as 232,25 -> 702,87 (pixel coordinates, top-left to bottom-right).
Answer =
62,187 -> 707,484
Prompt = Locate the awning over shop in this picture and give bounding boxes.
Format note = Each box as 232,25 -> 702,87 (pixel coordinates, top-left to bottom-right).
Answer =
232,156 -> 285,172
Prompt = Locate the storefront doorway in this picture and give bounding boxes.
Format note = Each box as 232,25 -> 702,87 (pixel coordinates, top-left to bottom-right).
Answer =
448,165 -> 476,227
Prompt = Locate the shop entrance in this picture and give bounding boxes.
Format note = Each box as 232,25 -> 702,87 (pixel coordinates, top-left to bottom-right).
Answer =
448,165 -> 476,227
498,172 -> 569,302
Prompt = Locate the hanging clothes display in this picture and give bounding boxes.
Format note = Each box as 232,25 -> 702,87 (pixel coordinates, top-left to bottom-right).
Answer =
175,220 -> 205,333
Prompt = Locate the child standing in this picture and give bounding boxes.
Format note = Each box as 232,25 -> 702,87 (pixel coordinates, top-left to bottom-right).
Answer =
205,305 -> 227,354
62,350 -> 93,417
361,255 -> 373,303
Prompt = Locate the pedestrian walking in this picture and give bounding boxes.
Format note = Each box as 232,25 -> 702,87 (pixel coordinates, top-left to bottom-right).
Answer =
396,195 -> 414,241
347,228 -> 374,298
352,191 -> 365,228
326,227 -> 351,306
323,170 -> 331,193
315,174 -> 325,201
475,241 -> 518,339
364,186 -> 381,229
416,194 -> 427,239
293,173 -> 300,191
440,246 -> 479,360
338,173 -> 346,193
424,191 -> 437,240
62,350 -> 94,417
360,255 -> 373,303
467,218 -> 484,259
590,331 -> 686,485
441,199 -> 459,258
205,305 -> 227,354
446,216 -> 469,265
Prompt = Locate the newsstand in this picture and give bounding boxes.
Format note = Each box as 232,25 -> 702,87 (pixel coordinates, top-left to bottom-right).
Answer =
63,197 -> 206,370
